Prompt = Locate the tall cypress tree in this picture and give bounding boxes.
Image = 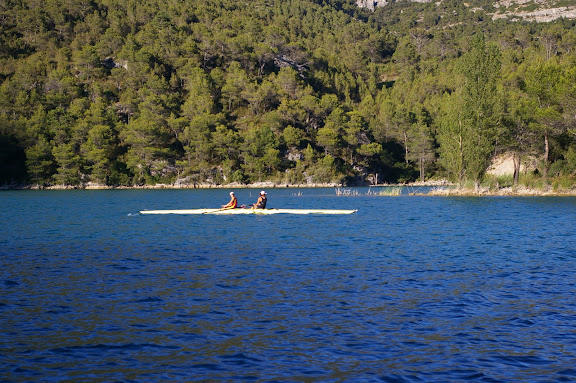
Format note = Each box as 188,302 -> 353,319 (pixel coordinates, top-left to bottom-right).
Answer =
438,34 -> 502,186
460,34 -> 502,185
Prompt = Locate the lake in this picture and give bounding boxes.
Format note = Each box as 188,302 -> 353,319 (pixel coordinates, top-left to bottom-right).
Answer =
2,188 -> 576,382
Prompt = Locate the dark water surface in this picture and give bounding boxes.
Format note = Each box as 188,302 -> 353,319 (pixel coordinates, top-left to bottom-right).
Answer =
2,188 -> 576,382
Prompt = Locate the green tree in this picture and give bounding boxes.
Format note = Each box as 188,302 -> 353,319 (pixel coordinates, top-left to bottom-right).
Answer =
356,142 -> 385,184
83,124 -> 121,184
211,124 -> 241,169
343,110 -> 368,164
181,67 -> 215,119
406,105 -> 435,182
120,102 -> 175,184
524,59 -> 566,180
25,136 -> 55,185
437,92 -> 465,183
317,107 -> 345,156
242,125 -> 278,181
182,113 -> 218,167
438,34 -> 502,185
52,142 -> 82,186
221,61 -> 251,113
282,125 -> 305,148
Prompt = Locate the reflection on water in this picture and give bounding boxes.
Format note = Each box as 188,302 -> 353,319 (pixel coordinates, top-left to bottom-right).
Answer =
2,190 -> 576,381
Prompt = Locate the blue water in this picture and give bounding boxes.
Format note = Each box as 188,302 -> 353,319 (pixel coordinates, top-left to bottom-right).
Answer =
2,188 -> 576,382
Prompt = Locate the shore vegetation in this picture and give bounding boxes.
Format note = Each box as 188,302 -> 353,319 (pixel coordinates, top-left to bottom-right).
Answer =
1,0 -> 576,194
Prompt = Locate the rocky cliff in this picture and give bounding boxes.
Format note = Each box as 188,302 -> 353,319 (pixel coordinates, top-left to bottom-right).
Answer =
356,0 -> 576,22
355,0 -> 388,11
356,0 -> 433,11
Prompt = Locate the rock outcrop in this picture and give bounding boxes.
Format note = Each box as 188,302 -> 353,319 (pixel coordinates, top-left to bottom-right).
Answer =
356,0 -> 576,22
356,0 -> 389,11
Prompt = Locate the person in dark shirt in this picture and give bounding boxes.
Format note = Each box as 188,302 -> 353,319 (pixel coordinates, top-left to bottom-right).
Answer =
252,191 -> 267,209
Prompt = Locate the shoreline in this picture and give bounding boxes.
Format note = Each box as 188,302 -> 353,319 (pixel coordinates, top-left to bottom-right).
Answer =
3,181 -> 576,196
424,186 -> 576,197
2,181 -> 344,191
1,180 -> 451,191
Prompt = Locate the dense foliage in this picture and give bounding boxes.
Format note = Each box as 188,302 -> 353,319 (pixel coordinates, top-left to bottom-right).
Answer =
1,0 -> 576,187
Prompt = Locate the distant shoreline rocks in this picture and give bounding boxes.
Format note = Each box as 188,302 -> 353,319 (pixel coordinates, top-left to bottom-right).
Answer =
3,180 -> 576,196
426,185 -> 576,197
2,181 -> 345,190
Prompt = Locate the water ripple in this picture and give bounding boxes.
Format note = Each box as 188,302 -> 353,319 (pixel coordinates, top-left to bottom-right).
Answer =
2,191 -> 576,381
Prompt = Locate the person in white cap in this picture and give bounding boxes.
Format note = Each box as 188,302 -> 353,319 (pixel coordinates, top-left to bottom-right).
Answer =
251,190 -> 267,209
221,191 -> 238,209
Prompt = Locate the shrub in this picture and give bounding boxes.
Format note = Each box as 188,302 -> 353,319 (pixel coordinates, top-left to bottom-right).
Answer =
519,172 -> 544,189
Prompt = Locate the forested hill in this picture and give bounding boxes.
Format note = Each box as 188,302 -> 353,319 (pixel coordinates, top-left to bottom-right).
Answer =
1,0 -> 576,188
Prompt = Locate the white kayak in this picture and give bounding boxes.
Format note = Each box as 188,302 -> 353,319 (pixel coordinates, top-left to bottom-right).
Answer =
140,208 -> 357,215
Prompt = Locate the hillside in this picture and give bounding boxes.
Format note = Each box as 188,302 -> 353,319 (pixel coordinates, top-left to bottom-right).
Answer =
1,0 -> 576,189
493,1 -> 576,22
358,0 -> 576,22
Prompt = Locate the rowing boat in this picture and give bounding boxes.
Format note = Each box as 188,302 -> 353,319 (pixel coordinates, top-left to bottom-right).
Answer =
139,208 -> 357,215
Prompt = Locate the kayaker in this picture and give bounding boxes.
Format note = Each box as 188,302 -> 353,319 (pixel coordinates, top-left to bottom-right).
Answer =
252,190 -> 267,209
221,191 -> 238,209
